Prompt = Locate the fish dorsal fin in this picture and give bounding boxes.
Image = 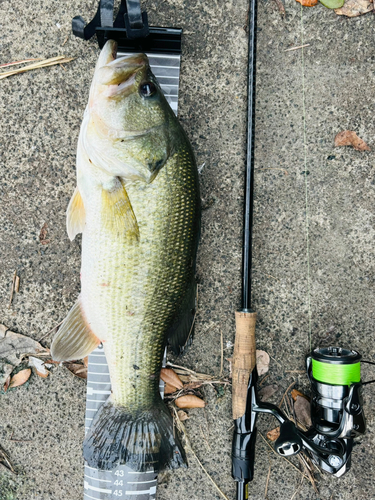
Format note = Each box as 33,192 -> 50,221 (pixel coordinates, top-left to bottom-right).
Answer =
67,187 -> 86,241
101,181 -> 140,241
51,298 -> 100,362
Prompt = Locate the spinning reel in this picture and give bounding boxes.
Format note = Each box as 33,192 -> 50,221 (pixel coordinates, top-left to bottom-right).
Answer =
232,346 -> 368,496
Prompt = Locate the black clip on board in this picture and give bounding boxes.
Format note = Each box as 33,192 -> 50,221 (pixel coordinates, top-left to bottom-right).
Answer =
71,2 -> 183,499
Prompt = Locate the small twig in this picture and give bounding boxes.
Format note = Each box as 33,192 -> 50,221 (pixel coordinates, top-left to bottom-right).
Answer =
9,431 -> 32,443
299,453 -> 319,494
0,56 -> 75,80
0,58 -> 41,68
278,381 -> 295,409
15,275 -> 20,293
290,475 -> 304,500
172,407 -> 230,500
199,425 -> 211,451
284,44 -> 310,52
0,446 -> 15,473
264,451 -> 272,499
59,63 -> 66,71
259,434 -> 309,480
8,270 -> 17,308
285,370 -> 305,373
259,374 -> 270,387
61,34 -> 70,47
38,319 -> 64,343
255,167 -> 288,175
220,329 -> 224,377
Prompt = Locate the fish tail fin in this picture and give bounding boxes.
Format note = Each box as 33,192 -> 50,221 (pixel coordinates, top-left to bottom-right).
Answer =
83,396 -> 187,472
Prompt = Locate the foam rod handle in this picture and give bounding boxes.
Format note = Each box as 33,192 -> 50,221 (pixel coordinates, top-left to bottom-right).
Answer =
232,311 -> 257,420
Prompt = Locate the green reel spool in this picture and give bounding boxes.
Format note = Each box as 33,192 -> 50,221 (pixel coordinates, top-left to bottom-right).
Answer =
311,347 -> 361,386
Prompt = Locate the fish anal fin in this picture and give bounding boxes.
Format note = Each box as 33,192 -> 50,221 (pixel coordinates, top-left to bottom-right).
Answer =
101,180 -> 140,241
167,279 -> 197,355
51,298 -> 100,362
67,187 -> 86,241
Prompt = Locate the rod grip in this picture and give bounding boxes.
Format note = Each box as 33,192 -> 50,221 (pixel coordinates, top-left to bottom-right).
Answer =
232,311 -> 257,420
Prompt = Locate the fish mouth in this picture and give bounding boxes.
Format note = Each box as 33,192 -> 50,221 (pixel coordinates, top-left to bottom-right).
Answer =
96,50 -> 149,87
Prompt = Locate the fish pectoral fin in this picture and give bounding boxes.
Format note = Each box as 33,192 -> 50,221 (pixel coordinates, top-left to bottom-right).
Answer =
66,187 -> 86,241
51,298 -> 100,362
167,278 -> 197,355
101,181 -> 140,241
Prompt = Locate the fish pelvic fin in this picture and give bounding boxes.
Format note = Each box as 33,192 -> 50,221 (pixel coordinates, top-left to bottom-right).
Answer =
101,180 -> 140,241
83,396 -> 187,472
51,298 -> 101,362
67,187 -> 86,241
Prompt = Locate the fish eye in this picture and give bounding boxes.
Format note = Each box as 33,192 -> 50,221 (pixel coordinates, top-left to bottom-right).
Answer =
139,82 -> 157,98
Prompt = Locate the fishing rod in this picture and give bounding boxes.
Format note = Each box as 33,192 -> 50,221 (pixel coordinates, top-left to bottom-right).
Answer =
231,0 -> 367,497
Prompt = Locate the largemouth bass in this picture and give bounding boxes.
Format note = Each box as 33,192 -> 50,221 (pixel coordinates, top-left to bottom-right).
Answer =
51,40 -> 200,472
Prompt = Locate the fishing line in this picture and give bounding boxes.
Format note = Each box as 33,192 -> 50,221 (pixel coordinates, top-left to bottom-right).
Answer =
311,359 -> 361,385
300,4 -> 312,351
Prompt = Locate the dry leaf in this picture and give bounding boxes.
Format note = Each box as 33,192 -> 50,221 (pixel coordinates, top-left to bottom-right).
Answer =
291,389 -> 310,402
294,395 -> 312,428
267,427 -> 280,441
177,410 -> 190,422
164,383 -> 177,394
256,350 -> 270,376
0,362 -> 14,387
0,325 -> 49,366
259,384 -> 278,401
83,356 -> 89,368
175,395 -> 205,409
334,130 -> 370,151
3,376 -> 11,392
64,362 -> 87,379
296,0 -> 318,6
335,0 -> 373,16
160,368 -> 183,390
9,368 -> 31,389
29,356 -> 49,378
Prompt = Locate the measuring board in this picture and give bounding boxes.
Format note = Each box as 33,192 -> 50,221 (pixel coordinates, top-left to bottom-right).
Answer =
83,51 -> 182,500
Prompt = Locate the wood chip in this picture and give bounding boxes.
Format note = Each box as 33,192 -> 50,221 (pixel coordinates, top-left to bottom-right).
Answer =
175,395 -> 205,409
335,0 -> 373,16
267,427 -> 280,441
9,368 -> 31,389
334,130 -> 370,151
160,368 -> 183,390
